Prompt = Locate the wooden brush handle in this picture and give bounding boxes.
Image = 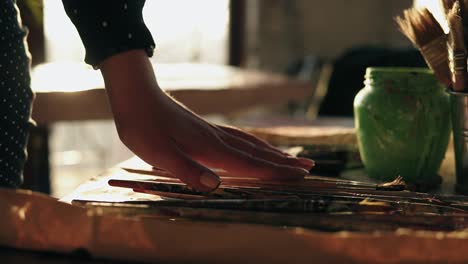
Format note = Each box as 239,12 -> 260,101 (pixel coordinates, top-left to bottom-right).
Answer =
450,50 -> 467,91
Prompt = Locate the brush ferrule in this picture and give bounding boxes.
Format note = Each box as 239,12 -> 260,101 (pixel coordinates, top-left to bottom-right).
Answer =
449,49 -> 467,73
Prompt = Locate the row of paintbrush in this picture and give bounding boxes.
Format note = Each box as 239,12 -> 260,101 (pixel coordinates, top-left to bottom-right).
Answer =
396,0 -> 468,91
74,173 -> 468,231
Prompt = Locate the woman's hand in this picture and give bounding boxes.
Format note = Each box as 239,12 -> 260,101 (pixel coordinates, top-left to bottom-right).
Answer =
100,50 -> 314,192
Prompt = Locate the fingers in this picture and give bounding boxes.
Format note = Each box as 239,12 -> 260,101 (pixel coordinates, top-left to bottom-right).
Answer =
218,125 -> 314,169
218,125 -> 288,155
199,141 -> 309,181
220,131 -> 314,170
157,141 -> 221,192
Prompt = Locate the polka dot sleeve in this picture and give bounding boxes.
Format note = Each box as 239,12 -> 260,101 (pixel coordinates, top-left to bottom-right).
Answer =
62,0 -> 155,68
0,0 -> 34,188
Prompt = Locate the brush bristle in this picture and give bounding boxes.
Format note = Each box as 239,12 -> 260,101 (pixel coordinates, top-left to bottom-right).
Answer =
396,7 -> 452,87
396,8 -> 445,47
448,1 -> 467,90
441,0 -> 456,15
448,1 -> 466,49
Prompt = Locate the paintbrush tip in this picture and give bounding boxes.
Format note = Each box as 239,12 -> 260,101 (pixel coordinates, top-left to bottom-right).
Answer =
396,8 -> 444,47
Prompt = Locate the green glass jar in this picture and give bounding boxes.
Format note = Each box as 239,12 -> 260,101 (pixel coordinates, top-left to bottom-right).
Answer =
353,67 -> 450,189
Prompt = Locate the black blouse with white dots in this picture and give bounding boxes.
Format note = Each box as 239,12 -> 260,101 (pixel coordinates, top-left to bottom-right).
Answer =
0,0 -> 34,188
62,0 -> 156,68
0,0 -> 155,188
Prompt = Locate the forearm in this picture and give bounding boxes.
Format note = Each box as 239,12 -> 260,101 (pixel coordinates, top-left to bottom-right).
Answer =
100,50 -> 165,120
62,0 -> 158,135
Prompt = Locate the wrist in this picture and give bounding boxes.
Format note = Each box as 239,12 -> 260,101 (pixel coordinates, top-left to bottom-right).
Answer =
99,49 -> 167,116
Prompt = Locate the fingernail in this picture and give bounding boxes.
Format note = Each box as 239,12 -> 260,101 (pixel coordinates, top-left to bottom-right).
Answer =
298,158 -> 315,169
200,172 -> 221,190
292,168 -> 309,179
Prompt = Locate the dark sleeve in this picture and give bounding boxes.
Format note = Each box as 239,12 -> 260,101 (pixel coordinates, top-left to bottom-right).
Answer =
62,0 -> 155,68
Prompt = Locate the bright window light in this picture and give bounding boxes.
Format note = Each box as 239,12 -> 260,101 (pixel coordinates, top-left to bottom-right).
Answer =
43,0 -> 230,64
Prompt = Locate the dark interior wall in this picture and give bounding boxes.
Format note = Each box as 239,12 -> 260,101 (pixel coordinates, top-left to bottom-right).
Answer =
245,0 -> 414,72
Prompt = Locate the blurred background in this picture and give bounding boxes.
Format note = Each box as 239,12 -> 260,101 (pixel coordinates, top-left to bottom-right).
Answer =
17,0 -> 442,197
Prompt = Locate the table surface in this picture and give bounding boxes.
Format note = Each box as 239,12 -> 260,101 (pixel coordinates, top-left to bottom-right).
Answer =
31,62 -> 314,124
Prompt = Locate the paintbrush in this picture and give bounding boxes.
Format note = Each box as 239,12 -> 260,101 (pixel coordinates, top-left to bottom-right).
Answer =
396,8 -> 452,87
106,178 -> 445,207
447,1 -> 467,91
441,0 -> 456,15
121,167 -> 406,191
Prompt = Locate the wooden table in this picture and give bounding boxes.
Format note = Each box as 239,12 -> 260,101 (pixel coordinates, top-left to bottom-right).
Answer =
31,62 -> 314,124
25,62 -> 315,193
5,113 -> 466,263
2,132 -> 466,264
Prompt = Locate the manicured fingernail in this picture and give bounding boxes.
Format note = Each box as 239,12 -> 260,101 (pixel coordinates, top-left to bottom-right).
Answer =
200,172 -> 221,190
298,158 -> 315,169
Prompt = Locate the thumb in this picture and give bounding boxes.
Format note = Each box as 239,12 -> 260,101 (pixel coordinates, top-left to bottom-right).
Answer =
159,142 -> 221,192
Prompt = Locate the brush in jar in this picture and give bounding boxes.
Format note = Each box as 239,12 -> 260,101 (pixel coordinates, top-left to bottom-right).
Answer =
443,0 -> 468,46
447,0 -> 467,91
396,8 -> 452,87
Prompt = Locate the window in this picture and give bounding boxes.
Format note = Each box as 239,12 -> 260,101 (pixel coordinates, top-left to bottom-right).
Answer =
44,0 -> 230,64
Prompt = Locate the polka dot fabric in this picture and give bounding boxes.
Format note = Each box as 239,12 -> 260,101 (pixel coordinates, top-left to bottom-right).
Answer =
62,0 -> 155,68
0,0 -> 34,188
